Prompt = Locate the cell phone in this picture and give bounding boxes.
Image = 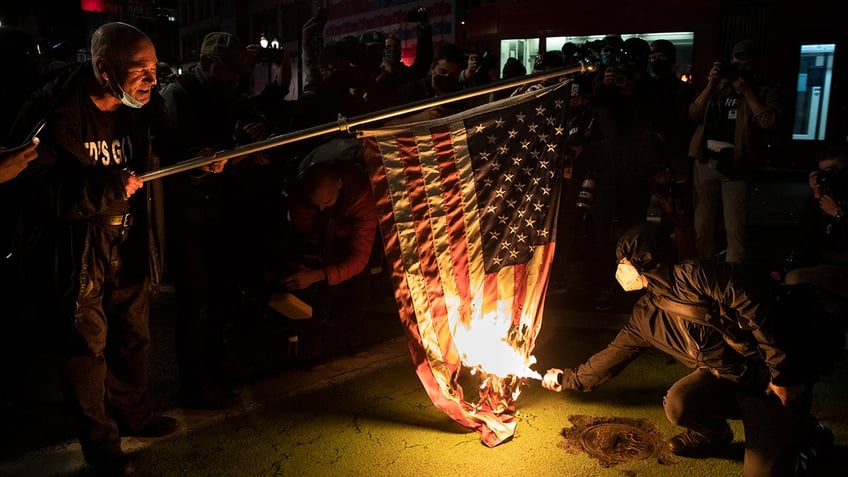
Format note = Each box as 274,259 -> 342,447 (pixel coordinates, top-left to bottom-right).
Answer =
22,119 -> 46,146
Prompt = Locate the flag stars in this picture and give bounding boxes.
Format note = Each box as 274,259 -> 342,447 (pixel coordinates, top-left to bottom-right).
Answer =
475,123 -> 486,134
506,198 -> 517,209
541,187 -> 551,196
524,217 -> 536,228
512,156 -> 522,166
491,161 -> 501,171
500,241 -> 511,250
503,172 -> 514,182
523,166 -> 534,176
498,145 -> 509,155
534,201 -> 545,211
486,204 -> 497,214
515,112 -> 526,122
527,123 -> 538,133
520,140 -> 530,150
494,118 -> 505,128
507,129 -> 518,138
554,99 -> 564,108
479,151 -> 490,161
487,134 -> 497,144
538,133 -> 548,142
492,256 -> 503,266
539,159 -> 549,169
509,225 -> 520,235
535,105 -> 546,116
498,215 -> 509,224
509,248 -> 520,258
530,150 -> 541,159
516,233 -> 527,243
554,126 -> 564,135
495,187 -> 506,198
482,178 -> 493,188
547,143 -> 557,152
489,230 -> 500,240
539,228 -> 549,239
546,116 -> 557,126
531,176 -> 541,185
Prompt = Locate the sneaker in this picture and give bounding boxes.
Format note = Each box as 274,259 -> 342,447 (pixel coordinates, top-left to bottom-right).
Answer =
88,451 -> 136,476
668,425 -> 733,457
119,414 -> 178,438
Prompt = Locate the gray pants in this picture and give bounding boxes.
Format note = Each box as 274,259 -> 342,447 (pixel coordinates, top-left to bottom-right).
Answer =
693,161 -> 749,264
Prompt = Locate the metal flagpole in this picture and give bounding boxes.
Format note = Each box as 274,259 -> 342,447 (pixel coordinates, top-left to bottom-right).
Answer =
138,61 -> 596,182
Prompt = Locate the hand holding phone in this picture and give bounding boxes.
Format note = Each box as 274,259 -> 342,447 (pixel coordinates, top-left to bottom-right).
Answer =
22,119 -> 46,146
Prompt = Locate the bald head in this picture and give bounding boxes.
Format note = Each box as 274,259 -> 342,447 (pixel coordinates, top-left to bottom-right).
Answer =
89,22 -> 158,110
91,22 -> 152,67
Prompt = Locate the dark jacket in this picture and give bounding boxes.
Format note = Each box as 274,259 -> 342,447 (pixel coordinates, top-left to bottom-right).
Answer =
8,62 -> 165,306
563,259 -> 803,391
688,77 -> 782,179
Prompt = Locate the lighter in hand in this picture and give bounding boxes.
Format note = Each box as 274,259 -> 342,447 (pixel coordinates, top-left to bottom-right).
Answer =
542,369 -> 563,392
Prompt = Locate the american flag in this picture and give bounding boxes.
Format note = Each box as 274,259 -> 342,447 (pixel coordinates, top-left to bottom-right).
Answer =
358,82 -> 568,447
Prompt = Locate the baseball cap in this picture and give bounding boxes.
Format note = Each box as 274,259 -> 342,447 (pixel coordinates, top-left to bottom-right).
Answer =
359,30 -> 386,47
650,39 -> 677,63
200,32 -> 248,74
731,40 -> 758,59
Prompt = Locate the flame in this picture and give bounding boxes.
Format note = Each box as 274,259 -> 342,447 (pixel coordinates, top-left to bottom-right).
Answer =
453,313 -> 542,382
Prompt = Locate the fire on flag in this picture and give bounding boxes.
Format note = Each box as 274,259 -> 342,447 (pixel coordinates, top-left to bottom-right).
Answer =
358,82 -> 568,446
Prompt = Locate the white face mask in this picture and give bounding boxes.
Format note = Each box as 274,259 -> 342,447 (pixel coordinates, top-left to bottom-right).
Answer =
615,262 -> 645,291
116,85 -> 145,109
103,63 -> 145,109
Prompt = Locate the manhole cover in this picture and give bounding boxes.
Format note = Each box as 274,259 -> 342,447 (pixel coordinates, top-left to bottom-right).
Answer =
558,415 -> 674,468
580,422 -> 657,463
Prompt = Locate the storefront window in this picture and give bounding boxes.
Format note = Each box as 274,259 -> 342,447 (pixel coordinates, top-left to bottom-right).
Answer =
499,38 -> 540,77
547,32 -> 694,80
792,44 -> 835,141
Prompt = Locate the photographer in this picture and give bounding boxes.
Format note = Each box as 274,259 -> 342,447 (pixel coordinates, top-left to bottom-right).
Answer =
688,39 -> 782,266
783,145 -> 848,324
371,8 -> 434,110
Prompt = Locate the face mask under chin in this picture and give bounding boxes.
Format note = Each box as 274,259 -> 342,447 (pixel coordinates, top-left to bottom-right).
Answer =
615,263 -> 645,291
105,68 -> 145,109
118,88 -> 145,109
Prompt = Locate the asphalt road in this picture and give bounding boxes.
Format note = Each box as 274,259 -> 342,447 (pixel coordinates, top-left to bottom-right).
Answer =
2,166 -> 846,477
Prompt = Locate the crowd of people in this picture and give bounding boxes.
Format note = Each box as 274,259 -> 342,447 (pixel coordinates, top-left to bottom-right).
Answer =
0,10 -> 845,477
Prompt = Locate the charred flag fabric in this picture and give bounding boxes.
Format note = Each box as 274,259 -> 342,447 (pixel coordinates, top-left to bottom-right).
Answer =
358,82 -> 568,447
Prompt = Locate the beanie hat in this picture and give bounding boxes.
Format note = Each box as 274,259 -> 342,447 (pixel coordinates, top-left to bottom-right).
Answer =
200,32 -> 248,74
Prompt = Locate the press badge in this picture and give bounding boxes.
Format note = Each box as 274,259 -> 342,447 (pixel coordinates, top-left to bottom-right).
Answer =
728,109 -> 737,120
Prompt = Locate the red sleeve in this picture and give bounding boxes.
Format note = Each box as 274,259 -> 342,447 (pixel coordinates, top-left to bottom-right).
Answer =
323,175 -> 378,285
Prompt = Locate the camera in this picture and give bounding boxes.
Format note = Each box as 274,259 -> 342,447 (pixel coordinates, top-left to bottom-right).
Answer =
816,166 -> 848,201
407,8 -> 428,23
719,62 -> 748,81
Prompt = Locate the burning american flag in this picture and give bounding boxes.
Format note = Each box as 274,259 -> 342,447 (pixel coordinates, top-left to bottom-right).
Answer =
358,82 -> 568,446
